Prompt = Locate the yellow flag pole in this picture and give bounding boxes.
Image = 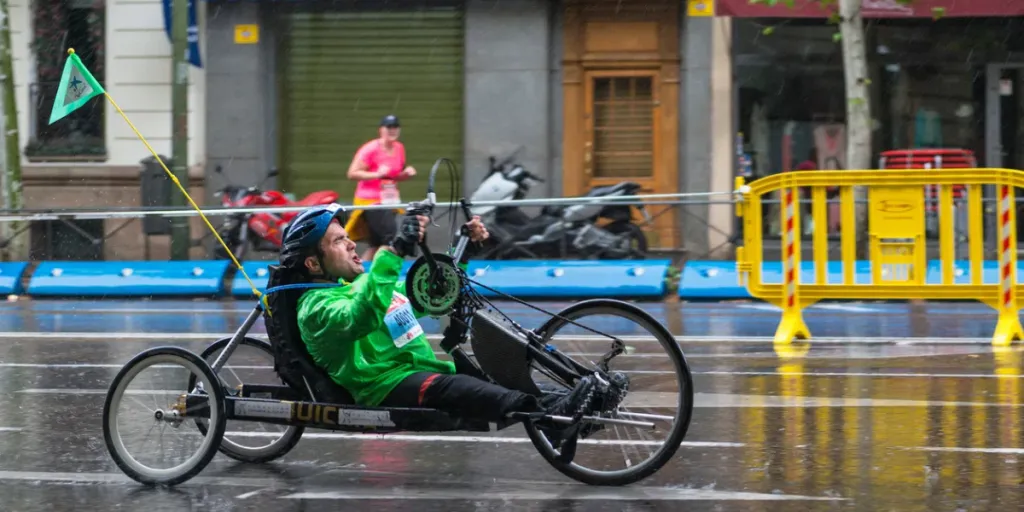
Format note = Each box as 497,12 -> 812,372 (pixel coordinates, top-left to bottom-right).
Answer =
103,93 -> 267,308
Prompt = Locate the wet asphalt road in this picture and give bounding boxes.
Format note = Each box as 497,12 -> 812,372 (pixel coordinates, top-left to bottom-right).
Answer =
0,299 -> 1022,511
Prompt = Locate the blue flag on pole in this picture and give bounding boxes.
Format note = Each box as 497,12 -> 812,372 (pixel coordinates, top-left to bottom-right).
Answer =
162,0 -> 203,68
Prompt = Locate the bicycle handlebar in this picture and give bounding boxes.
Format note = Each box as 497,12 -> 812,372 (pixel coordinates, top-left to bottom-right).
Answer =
408,157 -> 476,266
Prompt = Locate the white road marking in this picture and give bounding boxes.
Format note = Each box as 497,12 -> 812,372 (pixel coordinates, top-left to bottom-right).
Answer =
0,470 -> 280,488
4,363 -> 1022,380
0,331 -> 1004,345
20,387 -> 1023,409
279,487 -> 844,502
17,389 -> 178,395
235,489 -> 271,499
222,431 -> 744,448
695,393 -> 1023,408
905,446 -> 1024,454
0,427 -> 21,432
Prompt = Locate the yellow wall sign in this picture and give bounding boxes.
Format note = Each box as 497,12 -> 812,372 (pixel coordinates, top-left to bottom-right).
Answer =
688,0 -> 715,17
235,24 -> 259,45
868,186 -> 926,285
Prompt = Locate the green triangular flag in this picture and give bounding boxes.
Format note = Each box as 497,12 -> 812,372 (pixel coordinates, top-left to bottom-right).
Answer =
48,49 -> 105,125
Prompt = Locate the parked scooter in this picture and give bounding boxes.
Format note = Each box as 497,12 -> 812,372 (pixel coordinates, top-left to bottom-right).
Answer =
204,165 -> 339,260
469,149 -> 650,260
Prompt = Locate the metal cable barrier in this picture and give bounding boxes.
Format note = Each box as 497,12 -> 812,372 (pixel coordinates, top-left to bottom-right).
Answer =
0,191 -> 743,300
735,168 -> 1023,347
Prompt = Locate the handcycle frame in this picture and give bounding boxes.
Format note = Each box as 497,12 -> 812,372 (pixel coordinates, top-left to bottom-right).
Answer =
186,176 -> 661,435
107,157 -> 691,487
189,297 -> 659,435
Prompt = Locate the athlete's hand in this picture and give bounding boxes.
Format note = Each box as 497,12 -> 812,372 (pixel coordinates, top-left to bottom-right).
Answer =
413,214 -> 428,242
465,216 -> 489,242
388,212 -> 428,258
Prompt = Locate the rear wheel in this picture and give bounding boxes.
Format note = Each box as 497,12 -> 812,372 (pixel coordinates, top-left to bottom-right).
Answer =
523,299 -> 693,486
191,337 -> 305,464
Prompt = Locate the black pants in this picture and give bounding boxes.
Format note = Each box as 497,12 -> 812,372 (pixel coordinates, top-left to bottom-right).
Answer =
380,372 -> 541,422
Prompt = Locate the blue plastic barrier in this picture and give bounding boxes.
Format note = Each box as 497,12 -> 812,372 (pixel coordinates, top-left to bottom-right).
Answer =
28,261 -> 232,297
679,260 -> 1024,300
464,259 -> 671,298
0,261 -> 29,295
232,259 -> 670,299
230,260 -> 414,298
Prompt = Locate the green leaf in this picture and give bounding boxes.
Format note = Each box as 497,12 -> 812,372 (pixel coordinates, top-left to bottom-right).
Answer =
762,26 -> 775,35
783,0 -> 795,7
932,7 -> 946,20
832,31 -> 842,42
827,12 -> 841,24
862,78 -> 872,86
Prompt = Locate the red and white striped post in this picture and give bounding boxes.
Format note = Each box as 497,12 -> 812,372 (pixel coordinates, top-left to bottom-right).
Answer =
783,188 -> 798,310
775,186 -> 810,344
994,184 -> 1023,346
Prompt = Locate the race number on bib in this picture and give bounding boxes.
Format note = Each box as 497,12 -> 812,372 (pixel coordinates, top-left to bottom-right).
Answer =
380,181 -> 401,205
383,292 -> 423,348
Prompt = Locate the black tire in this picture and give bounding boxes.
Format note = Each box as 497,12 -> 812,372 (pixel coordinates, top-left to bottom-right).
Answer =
603,222 -> 648,259
103,346 -> 226,486
191,337 -> 305,464
523,299 -> 694,486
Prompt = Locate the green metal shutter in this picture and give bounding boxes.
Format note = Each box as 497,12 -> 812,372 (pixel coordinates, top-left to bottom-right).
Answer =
278,7 -> 464,204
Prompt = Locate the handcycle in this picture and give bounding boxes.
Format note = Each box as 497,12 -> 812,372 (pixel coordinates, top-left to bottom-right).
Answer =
101,158 -> 695,487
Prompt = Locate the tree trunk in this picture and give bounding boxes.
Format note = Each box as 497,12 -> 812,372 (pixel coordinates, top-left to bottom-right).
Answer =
0,0 -> 24,262
838,0 -> 872,258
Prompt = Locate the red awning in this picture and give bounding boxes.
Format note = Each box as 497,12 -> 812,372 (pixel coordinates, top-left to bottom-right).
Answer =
717,0 -> 1024,18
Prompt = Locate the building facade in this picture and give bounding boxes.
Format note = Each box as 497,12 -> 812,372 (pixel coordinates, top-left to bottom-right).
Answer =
204,0 -> 737,259
7,0 -> 738,261
10,0 -> 208,260
721,0 -> 1024,239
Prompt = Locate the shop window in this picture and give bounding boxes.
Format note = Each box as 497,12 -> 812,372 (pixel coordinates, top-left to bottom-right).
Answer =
28,0 -> 106,161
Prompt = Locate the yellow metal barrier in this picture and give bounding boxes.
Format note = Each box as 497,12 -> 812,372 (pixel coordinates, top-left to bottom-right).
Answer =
735,168 -> 1024,347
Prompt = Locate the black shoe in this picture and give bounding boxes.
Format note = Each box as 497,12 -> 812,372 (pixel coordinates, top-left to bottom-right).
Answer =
577,371 -> 630,439
545,375 -> 597,420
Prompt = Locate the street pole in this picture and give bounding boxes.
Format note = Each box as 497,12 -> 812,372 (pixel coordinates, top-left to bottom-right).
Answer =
0,0 -> 23,262
170,0 -> 190,260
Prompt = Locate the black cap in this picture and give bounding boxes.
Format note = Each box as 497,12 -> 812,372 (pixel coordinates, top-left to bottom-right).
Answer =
380,115 -> 400,128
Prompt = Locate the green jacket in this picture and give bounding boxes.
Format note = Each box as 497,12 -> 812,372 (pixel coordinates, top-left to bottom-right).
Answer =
296,249 -> 456,406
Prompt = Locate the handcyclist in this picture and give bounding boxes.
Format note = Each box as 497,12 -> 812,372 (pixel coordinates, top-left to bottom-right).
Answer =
279,203 -> 598,431
343,115 -> 417,262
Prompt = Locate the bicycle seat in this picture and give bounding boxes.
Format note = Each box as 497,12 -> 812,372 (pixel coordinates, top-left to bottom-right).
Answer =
262,265 -> 356,405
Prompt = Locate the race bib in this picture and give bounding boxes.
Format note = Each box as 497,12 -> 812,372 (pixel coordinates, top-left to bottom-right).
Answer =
383,292 -> 423,348
381,181 -> 401,205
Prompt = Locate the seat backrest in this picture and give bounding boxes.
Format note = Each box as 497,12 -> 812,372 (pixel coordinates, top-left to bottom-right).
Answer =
262,264 -> 355,404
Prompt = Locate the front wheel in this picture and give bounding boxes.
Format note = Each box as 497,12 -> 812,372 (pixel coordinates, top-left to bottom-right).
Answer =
103,346 -> 226,486
523,299 -> 694,486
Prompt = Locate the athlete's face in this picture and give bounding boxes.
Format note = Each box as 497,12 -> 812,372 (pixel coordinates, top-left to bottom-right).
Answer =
305,221 -> 364,282
380,125 -> 401,142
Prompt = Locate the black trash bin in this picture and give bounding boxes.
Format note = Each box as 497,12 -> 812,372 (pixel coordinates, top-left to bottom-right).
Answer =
140,155 -> 173,236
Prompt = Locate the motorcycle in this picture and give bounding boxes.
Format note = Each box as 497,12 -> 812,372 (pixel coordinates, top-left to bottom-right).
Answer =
468,149 -> 651,260
204,165 -> 339,260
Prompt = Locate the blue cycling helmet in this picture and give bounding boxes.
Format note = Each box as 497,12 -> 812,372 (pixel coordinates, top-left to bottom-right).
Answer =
280,203 -> 348,267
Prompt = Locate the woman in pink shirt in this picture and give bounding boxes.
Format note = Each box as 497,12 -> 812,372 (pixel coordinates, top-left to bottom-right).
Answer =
343,115 -> 417,260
